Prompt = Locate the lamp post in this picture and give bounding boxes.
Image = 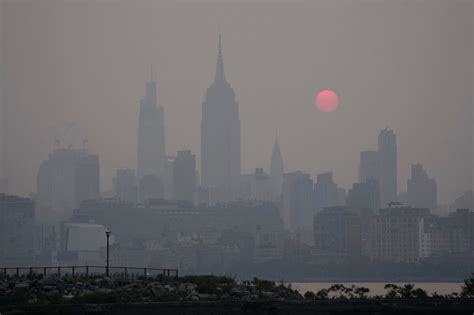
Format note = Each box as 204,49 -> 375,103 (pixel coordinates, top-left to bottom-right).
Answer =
105,230 -> 111,276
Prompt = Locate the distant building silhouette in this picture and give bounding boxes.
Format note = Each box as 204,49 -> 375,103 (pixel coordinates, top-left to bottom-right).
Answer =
313,206 -> 362,256
378,128 -> 398,206
36,147 -> 99,224
0,66 -> 7,193
239,168 -> 273,201
163,155 -> 176,200
346,180 -> 380,210
173,150 -> 196,203
201,33 -> 240,204
313,172 -> 341,211
368,207 -> 429,264
0,194 -> 35,265
359,150 -> 378,183
138,174 -> 161,202
281,171 -> 314,240
407,163 -> 437,210
450,190 -> 473,211
270,134 -> 284,202
137,68 -> 166,201
113,169 -> 137,204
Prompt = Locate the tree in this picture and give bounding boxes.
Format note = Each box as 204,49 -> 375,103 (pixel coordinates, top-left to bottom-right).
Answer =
461,273 -> 474,297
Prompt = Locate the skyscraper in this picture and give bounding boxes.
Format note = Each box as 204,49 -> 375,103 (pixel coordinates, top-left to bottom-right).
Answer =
0,66 -> 7,193
281,171 -> 314,233
378,128 -> 397,206
313,172 -> 340,211
113,169 -> 137,204
0,194 -> 35,265
270,135 -> 284,202
359,150 -> 378,183
407,163 -> 437,210
201,33 -> 240,204
36,147 -> 100,224
346,180 -> 380,211
137,69 -> 166,200
173,150 -> 196,203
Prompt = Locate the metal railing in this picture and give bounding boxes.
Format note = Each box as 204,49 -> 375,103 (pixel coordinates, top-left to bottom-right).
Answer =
0,265 -> 178,278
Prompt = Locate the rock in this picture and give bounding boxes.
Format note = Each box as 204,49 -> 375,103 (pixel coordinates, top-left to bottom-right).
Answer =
97,288 -> 113,294
80,289 -> 94,296
150,287 -> 163,296
42,285 -> 56,291
178,283 -> 197,292
261,291 -> 275,299
230,287 -> 242,295
14,282 -> 30,290
198,293 -> 212,300
190,294 -> 200,301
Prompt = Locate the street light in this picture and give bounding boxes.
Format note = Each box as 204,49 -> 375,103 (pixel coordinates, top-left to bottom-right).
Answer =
105,230 -> 111,276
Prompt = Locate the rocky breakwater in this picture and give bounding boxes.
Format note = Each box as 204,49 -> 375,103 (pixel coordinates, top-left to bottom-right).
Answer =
0,274 -> 303,305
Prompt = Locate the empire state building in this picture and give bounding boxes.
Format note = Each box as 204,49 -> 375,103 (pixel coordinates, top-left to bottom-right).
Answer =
201,34 -> 240,204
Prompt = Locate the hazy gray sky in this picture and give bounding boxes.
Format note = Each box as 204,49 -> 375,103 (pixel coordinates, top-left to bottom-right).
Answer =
1,0 -> 472,204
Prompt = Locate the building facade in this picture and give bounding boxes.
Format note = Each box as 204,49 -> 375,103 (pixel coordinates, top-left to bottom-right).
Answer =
313,206 -> 362,256
201,34 -> 240,204
36,147 -> 100,224
137,70 -> 166,200
368,207 -> 428,263
281,171 -> 314,238
0,194 -> 35,264
239,168 -> 273,202
313,172 -> 341,211
407,163 -> 437,210
113,169 -> 137,204
359,150 -> 378,183
173,150 -> 196,203
346,180 -> 380,211
270,136 -> 284,202
378,128 -> 398,206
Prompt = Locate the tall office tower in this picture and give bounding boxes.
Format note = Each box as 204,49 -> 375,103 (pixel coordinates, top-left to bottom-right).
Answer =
0,66 -> 7,193
75,154 -> 100,205
270,135 -> 284,202
36,147 -> 100,224
239,168 -> 273,201
173,150 -> 196,203
281,171 -> 314,234
407,163 -> 437,210
359,150 -> 379,183
137,69 -> 166,199
346,180 -> 380,211
378,128 -> 398,206
162,155 -> 175,200
201,33 -> 240,204
113,169 -> 137,204
313,172 -> 339,211
0,194 -> 35,265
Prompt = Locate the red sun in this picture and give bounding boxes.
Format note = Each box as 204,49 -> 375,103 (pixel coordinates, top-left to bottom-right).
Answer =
315,89 -> 339,112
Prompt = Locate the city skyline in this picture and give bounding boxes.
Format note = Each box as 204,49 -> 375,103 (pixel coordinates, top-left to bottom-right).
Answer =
0,0 -> 473,294
0,1 -> 472,205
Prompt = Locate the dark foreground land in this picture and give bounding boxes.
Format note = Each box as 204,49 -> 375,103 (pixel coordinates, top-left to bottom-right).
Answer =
1,273 -> 473,314
1,300 -> 474,315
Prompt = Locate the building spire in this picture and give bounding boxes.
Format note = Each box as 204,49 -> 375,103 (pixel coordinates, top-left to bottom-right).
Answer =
214,30 -> 226,82
150,64 -> 154,82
